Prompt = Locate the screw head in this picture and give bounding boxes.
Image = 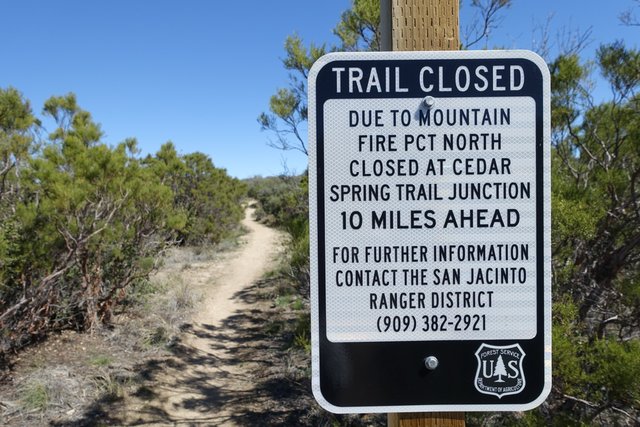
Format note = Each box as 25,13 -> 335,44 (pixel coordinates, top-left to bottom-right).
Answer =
423,96 -> 436,108
424,356 -> 439,370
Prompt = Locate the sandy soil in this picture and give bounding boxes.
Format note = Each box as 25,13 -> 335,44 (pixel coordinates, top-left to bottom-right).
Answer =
123,206 -> 285,426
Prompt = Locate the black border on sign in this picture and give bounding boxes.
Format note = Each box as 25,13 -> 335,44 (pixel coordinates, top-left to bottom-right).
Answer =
311,53 -> 549,411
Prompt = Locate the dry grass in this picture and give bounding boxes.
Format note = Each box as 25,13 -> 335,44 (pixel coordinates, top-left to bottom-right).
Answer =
0,239 -> 238,427
1,365 -> 95,426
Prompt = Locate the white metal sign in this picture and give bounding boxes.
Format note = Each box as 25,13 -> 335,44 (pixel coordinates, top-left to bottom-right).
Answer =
309,50 -> 551,413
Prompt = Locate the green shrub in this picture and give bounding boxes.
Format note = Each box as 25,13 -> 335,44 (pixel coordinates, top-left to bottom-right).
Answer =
0,90 -> 245,359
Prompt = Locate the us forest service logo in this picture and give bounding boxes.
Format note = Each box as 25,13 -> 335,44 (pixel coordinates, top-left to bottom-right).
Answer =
475,343 -> 526,398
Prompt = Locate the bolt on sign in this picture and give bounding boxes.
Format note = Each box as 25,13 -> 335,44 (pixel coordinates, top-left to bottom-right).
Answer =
308,50 -> 551,413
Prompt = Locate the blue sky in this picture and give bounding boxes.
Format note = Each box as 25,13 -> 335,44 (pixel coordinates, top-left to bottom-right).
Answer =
1,1 -> 637,178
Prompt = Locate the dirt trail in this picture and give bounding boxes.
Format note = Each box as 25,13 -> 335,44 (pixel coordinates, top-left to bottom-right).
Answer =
125,206 -> 285,426
192,206 -> 283,328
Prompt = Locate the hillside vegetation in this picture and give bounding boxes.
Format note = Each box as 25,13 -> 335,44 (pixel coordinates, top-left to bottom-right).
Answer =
0,90 -> 245,361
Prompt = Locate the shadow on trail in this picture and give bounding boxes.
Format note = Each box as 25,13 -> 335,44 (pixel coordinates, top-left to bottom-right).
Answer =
57,278 -> 315,427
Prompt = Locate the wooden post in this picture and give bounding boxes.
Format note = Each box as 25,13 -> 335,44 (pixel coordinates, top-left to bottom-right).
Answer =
388,412 -> 465,427
391,0 -> 459,51
385,1 -> 463,426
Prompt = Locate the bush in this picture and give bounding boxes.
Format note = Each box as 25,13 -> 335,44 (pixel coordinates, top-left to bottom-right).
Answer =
0,90 -> 245,360
146,144 -> 246,245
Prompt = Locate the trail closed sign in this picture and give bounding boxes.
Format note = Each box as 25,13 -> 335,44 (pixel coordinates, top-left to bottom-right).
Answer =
308,50 -> 551,413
